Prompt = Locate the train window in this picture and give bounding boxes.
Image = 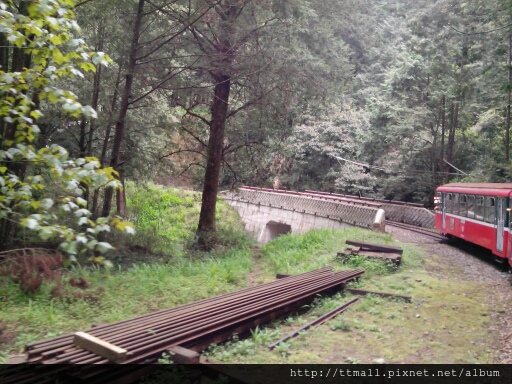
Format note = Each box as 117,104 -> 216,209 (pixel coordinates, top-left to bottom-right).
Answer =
459,195 -> 467,216
476,196 -> 484,220
467,195 -> 475,218
484,196 -> 495,224
453,194 -> 460,215
434,192 -> 442,212
446,193 -> 453,213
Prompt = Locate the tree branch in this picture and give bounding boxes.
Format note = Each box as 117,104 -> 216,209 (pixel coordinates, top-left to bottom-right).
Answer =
179,123 -> 209,148
135,2 -> 216,62
179,162 -> 205,177
223,141 -> 264,156
177,101 -> 211,128
160,148 -> 206,160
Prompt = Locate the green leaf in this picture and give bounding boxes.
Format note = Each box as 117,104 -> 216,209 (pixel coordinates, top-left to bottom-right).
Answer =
39,228 -> 54,241
80,62 -> 96,72
52,50 -> 65,65
96,242 -> 114,253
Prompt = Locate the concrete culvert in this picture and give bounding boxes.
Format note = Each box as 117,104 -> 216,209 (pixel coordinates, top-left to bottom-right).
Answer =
259,221 -> 291,243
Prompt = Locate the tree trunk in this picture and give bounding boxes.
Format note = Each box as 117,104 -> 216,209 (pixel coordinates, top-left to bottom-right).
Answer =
506,33 -> 511,162
79,118 -> 87,157
0,2 -> 31,250
446,102 -> 458,183
431,122 -> 437,196
87,19 -> 105,157
196,75 -> 231,246
91,66 -> 123,217
116,171 -> 126,215
0,32 -> 9,145
440,95 -> 445,183
101,0 -> 145,218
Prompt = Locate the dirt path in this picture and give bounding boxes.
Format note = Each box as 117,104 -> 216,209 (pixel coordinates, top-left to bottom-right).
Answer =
387,225 -> 512,363
247,246 -> 262,287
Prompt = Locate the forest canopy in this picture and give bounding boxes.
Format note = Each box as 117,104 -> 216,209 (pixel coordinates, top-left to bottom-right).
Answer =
2,0 -> 512,250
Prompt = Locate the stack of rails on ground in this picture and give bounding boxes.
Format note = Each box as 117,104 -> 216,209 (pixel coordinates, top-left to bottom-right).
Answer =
3,268 -> 364,383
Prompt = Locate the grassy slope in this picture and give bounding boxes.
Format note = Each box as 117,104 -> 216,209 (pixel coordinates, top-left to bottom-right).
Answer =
0,183 -> 252,360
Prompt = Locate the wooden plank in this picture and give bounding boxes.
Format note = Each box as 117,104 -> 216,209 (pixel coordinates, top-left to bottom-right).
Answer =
337,251 -> 401,260
358,251 -> 401,260
358,251 -> 401,265
167,346 -> 200,364
346,240 -> 403,255
346,288 -> 412,302
73,332 -> 127,362
7,354 -> 27,364
337,251 -> 401,265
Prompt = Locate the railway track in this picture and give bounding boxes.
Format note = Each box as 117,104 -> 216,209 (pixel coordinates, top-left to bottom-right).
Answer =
385,220 -> 445,241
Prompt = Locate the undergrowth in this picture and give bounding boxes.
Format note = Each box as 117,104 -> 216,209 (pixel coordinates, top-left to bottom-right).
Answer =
123,181 -> 249,255
0,249 -> 253,358
259,227 -> 420,277
0,182 -> 253,359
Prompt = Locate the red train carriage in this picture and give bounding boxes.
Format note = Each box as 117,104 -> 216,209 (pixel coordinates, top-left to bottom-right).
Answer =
435,183 -> 512,268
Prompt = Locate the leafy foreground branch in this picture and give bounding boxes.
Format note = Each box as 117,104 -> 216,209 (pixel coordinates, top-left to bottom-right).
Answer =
0,1 -> 133,269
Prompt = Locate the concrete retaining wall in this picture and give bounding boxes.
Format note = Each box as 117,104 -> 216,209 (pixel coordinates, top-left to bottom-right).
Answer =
221,189 -> 385,243
381,203 -> 435,227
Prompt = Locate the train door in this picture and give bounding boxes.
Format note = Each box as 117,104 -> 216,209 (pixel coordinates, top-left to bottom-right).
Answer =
496,197 -> 505,252
442,193 -> 447,231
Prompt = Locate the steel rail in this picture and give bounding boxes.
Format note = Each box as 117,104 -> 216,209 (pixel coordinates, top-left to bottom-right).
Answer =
27,268 -> 335,357
35,270 -> 363,364
385,220 -> 443,240
120,270 -> 363,364
26,267 -> 333,351
41,273 -> 342,363
49,270 -> 361,363
268,297 -> 359,349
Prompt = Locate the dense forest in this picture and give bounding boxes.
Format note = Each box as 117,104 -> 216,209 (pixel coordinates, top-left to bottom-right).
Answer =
2,0 -> 512,254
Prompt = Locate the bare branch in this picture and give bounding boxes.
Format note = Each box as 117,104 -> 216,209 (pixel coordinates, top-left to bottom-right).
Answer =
75,0 -> 95,7
136,2 -> 217,62
222,158 -> 239,189
179,162 -> 205,177
223,141 -> 264,156
179,123 -> 209,148
129,57 -> 201,105
160,148 -> 206,160
226,83 -> 279,119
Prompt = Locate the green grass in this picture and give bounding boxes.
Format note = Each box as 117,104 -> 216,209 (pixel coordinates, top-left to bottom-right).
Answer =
0,182 -> 253,359
123,181 -> 248,255
258,227 -> 419,280
202,228 -> 496,364
0,189 -> 499,365
0,249 -> 253,357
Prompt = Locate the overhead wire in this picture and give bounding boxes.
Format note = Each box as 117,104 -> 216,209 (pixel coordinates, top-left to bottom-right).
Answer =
332,155 -> 466,177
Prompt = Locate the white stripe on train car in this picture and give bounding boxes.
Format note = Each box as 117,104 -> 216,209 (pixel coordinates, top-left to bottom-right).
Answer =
443,214 -> 509,231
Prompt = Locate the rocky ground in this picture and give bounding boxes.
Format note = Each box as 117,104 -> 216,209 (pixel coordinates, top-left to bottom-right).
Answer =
387,225 -> 512,363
